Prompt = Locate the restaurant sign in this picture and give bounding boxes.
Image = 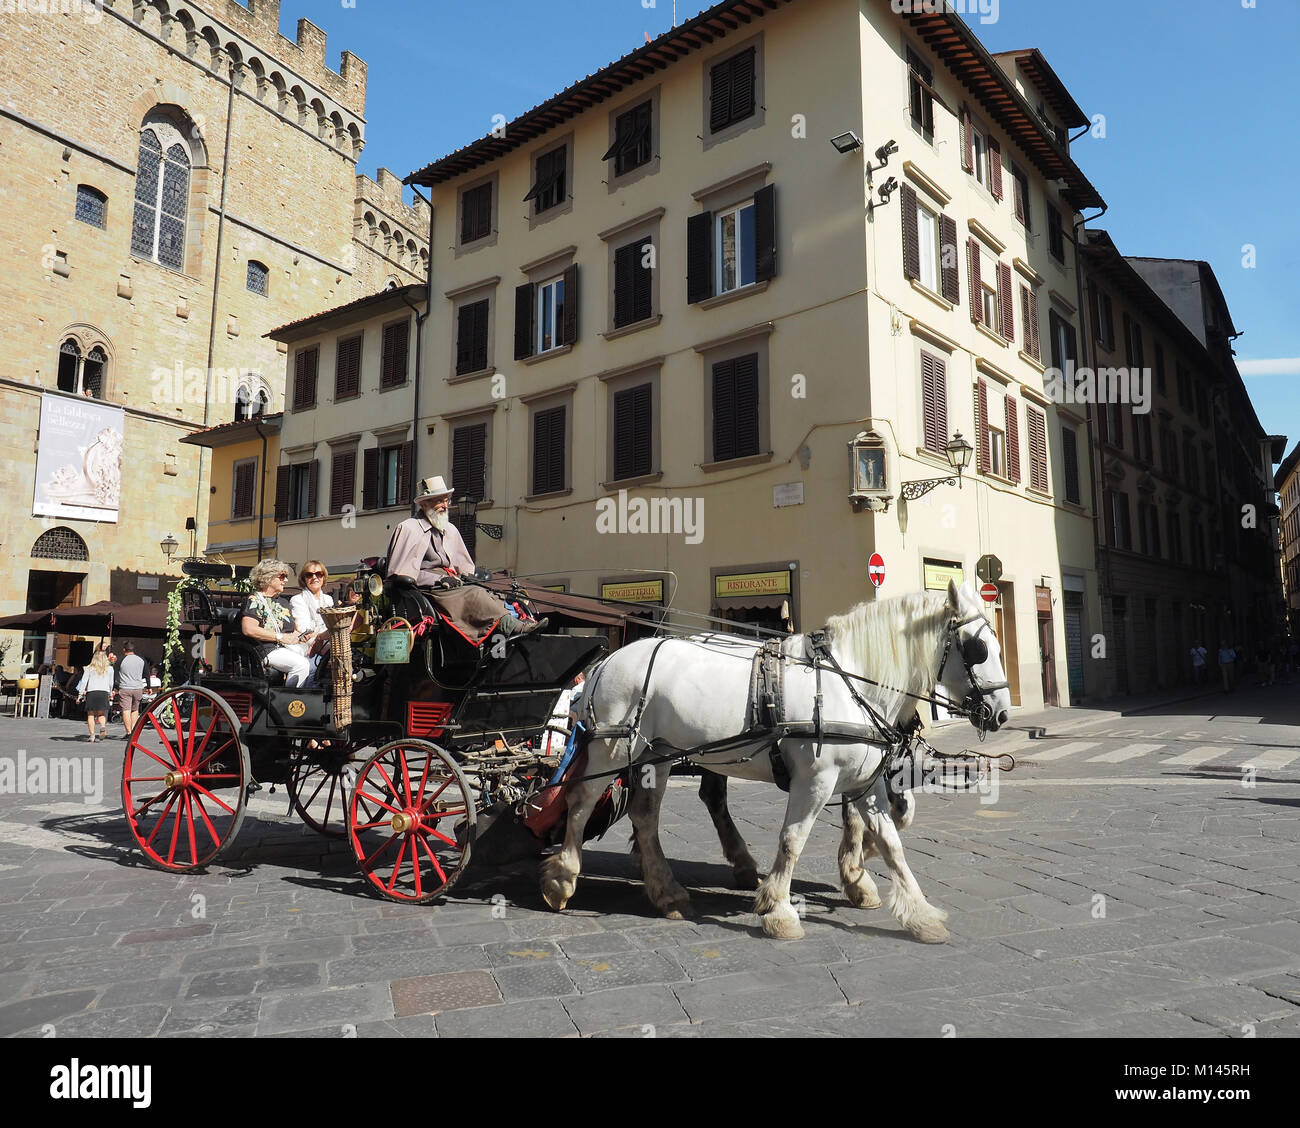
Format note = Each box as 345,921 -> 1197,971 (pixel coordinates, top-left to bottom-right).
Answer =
714,570 -> 791,600
600,580 -> 664,603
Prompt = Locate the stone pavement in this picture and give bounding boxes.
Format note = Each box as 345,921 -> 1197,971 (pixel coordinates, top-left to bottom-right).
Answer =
1,694 -> 1299,1039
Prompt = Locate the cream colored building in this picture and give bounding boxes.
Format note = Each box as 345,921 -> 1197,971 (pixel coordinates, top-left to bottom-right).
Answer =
0,0 -> 425,666
274,0 -> 1108,712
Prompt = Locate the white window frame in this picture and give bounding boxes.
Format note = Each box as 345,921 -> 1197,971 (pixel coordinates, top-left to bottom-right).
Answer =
379,445 -> 402,509
716,199 -> 757,295
989,425 -> 1007,478
980,247 -> 999,328
536,274 -> 565,354
971,126 -> 989,188
288,463 -> 311,521
917,203 -> 939,293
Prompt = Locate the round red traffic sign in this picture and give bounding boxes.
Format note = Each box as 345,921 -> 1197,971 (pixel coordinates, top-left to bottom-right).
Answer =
868,553 -> 885,588
980,582 -> 998,603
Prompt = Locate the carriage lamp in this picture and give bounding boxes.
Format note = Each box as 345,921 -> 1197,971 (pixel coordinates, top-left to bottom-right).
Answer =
899,431 -> 973,502
448,496 -> 505,542
160,533 -> 179,563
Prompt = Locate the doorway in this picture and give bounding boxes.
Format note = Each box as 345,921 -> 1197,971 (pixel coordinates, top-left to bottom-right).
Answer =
26,569 -> 84,668
994,581 -> 1021,707
1037,586 -> 1058,707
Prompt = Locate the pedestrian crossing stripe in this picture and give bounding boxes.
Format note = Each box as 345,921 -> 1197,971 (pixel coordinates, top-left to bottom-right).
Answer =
1161,744 -> 1234,767
1019,741 -> 1101,762
1242,748 -> 1300,772
1086,743 -> 1165,764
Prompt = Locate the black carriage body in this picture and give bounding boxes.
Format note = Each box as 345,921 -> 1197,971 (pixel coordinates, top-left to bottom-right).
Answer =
184,576 -> 605,754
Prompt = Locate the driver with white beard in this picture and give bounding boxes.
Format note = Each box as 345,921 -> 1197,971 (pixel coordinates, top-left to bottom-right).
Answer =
384,475 -> 543,642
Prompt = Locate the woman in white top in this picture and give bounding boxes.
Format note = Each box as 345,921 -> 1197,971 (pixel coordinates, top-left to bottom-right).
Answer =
76,647 -> 115,741
289,560 -> 333,686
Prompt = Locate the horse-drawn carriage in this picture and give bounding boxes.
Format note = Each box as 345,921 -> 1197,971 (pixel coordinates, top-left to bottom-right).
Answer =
121,561 -> 623,903
123,560 -> 1015,943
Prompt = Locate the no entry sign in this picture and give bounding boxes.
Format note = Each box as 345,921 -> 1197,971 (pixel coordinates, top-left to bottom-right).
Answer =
980,582 -> 999,603
868,553 -> 885,588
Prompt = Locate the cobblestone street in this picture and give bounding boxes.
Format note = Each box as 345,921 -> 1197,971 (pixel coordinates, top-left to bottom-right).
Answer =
2,683 -> 1298,1039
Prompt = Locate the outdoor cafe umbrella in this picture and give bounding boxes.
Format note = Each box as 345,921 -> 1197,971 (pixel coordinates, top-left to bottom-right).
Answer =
0,600 -> 170,638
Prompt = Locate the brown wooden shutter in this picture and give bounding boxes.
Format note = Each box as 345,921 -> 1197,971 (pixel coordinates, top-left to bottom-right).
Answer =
1021,286 -> 1040,361
613,384 -> 652,480
561,264 -> 579,346
998,262 -> 1014,340
293,347 -> 318,410
976,378 -> 990,473
960,105 -> 973,172
381,321 -> 409,388
901,182 -> 920,281
362,447 -> 379,511
395,441 -> 412,505
709,57 -> 733,133
939,214 -> 959,304
633,239 -> 653,322
920,349 -> 946,454
514,283 -> 534,359
274,464 -> 290,522
1028,408 -> 1049,493
613,242 -> 636,328
335,335 -> 361,400
452,423 -> 486,500
734,353 -> 760,458
456,303 -> 476,374
687,211 -> 713,304
330,450 -> 356,515
988,137 -> 1003,200
730,48 -> 756,123
754,184 -> 777,282
967,237 -> 982,324
1120,493 -> 1131,548
1005,396 -> 1020,483
712,358 -> 736,463
232,462 -> 253,519
305,459 -> 319,518
1062,426 -> 1081,504
532,406 -> 566,494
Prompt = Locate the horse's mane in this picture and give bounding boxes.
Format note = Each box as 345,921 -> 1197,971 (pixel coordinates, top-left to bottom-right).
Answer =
823,590 -> 951,721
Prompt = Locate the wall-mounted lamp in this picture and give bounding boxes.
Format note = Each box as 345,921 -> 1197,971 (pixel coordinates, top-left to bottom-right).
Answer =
830,131 -> 862,154
871,139 -> 899,170
868,176 -> 900,215
160,533 -> 179,563
899,431 -> 973,502
448,496 -> 504,542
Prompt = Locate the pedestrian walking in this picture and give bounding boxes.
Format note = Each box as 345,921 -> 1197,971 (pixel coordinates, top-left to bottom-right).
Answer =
116,641 -> 147,738
1190,641 -> 1208,685
76,647 -> 114,740
1217,641 -> 1236,694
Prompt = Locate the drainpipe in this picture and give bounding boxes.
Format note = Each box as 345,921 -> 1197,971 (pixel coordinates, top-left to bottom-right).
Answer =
401,184 -> 434,511
253,417 -> 268,561
1072,204 -> 1106,694
194,53 -> 238,545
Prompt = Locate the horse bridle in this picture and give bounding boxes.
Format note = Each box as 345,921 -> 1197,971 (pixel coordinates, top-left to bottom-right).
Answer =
938,613 -> 1009,729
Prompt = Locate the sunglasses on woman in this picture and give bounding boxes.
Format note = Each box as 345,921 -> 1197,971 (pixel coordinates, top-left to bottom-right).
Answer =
304,572 -> 325,579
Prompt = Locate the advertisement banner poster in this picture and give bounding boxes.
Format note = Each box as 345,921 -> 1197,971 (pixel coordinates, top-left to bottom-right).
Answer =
33,394 -> 125,522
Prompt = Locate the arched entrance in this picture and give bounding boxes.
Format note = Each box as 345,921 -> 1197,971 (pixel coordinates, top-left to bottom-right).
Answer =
27,527 -> 90,669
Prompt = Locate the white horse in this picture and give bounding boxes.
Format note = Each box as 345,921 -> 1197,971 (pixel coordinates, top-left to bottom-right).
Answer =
540,580 -> 1011,942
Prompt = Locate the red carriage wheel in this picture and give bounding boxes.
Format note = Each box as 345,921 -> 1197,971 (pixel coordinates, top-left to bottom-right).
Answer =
347,739 -> 476,904
290,740 -> 365,838
121,687 -> 250,872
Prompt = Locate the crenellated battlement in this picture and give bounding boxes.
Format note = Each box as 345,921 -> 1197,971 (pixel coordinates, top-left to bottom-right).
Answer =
110,0 -> 368,118
355,169 -> 431,235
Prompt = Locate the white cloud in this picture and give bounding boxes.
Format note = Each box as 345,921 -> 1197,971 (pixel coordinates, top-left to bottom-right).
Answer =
1238,357 -> 1300,378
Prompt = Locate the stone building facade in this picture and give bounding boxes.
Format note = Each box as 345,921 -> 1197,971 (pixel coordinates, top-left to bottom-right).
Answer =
0,0 -> 426,669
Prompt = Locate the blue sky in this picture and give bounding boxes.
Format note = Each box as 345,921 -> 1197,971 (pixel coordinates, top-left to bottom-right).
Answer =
282,0 -> 1299,464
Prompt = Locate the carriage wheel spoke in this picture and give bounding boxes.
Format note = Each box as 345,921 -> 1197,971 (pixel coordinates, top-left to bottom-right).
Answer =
135,739 -> 176,771
417,834 -> 447,885
190,791 -> 222,850
145,712 -> 179,764
386,836 -> 408,892
184,791 -> 200,866
165,792 -> 184,866
421,825 -> 459,849
142,794 -> 178,845
356,790 -> 402,816
361,833 -> 398,872
190,782 -> 236,816
399,753 -> 414,809
322,776 -> 339,829
415,752 -> 432,803
192,733 -> 235,774
303,769 -> 330,810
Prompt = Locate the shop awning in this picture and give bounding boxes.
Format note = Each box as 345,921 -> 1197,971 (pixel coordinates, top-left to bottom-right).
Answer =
0,600 -> 171,637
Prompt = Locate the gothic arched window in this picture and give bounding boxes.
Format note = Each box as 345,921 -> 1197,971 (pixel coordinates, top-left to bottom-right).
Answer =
130,116 -> 192,270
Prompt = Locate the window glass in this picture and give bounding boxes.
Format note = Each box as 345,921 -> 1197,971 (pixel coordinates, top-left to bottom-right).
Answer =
717,201 -> 756,294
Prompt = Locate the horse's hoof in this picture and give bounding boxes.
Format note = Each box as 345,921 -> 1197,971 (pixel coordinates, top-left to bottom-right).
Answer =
760,910 -> 805,941
910,920 -> 950,944
539,867 -> 574,912
846,882 -> 882,910
733,866 -> 760,891
660,896 -> 694,920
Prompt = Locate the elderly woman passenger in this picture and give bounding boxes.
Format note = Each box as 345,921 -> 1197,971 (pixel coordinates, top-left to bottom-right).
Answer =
289,559 -> 333,686
240,558 -> 312,687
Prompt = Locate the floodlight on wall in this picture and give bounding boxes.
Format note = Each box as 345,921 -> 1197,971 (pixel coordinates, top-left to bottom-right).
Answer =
867,176 -> 900,216
830,131 -> 862,154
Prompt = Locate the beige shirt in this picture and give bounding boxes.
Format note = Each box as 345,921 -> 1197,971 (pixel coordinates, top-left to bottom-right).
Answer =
385,514 -> 476,586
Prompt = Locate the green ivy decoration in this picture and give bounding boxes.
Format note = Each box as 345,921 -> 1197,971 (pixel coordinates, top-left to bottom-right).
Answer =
158,574 -> 252,721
